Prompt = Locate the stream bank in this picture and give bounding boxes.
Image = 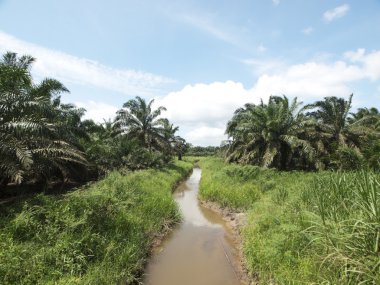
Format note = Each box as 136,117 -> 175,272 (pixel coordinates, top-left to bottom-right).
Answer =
143,168 -> 249,285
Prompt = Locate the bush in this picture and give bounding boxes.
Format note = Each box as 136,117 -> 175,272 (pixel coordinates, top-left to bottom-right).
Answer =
334,146 -> 364,170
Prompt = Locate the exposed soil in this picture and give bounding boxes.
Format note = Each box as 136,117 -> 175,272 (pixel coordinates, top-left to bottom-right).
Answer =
200,200 -> 257,285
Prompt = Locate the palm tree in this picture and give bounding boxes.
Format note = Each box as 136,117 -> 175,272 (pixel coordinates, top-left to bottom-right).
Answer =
115,96 -> 168,152
306,95 -> 356,147
0,51 -> 87,188
226,96 -> 317,170
348,107 -> 380,130
305,95 -> 380,169
174,137 -> 188,160
348,107 -> 380,169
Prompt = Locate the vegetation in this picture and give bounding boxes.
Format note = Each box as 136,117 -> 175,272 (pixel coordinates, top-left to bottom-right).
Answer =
0,51 -> 191,284
0,51 -> 186,191
199,157 -> 261,209
2,50 -> 380,285
209,94 -> 380,283
0,160 -> 193,285
185,145 -> 220,157
199,157 -> 380,284
0,52 -> 88,188
225,95 -> 380,171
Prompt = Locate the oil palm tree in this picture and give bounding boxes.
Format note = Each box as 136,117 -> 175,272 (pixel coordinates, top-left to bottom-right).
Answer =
226,96 -> 317,170
0,51 -> 87,188
115,96 -> 168,152
305,95 -> 379,169
306,95 -> 356,147
348,107 -> 380,131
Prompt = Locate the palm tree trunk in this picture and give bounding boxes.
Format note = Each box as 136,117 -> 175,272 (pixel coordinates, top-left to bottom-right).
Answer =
0,176 -> 10,190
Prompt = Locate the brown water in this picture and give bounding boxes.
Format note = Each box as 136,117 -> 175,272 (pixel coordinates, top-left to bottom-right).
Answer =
143,168 -> 242,285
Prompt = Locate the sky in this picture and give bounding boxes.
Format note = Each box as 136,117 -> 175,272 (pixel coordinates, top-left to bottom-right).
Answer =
1,0 -> 380,146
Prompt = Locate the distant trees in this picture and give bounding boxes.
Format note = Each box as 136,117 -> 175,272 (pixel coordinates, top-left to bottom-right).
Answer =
0,51 -> 186,190
225,94 -> 380,170
186,145 -> 219,157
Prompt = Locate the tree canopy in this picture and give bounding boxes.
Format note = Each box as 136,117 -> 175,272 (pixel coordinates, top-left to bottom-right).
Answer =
0,51 -> 186,190
225,95 -> 380,170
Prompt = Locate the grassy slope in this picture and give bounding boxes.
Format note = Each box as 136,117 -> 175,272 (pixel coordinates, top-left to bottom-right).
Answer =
0,160 -> 193,285
199,157 -> 380,284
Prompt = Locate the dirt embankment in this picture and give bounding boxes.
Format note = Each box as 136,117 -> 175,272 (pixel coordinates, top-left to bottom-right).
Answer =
200,200 -> 257,285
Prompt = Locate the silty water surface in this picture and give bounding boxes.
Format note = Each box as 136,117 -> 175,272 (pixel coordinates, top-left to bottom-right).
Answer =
143,168 -> 243,285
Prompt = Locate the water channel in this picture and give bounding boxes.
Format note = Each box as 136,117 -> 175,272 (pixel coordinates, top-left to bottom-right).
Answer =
143,168 -> 243,285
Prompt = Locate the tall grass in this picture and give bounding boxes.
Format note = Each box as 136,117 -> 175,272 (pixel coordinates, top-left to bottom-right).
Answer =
0,160 -> 193,285
198,158 -> 262,209
198,157 -> 380,284
304,171 -> 380,284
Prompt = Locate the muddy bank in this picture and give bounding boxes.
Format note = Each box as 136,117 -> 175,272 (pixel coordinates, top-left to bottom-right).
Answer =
200,200 -> 256,285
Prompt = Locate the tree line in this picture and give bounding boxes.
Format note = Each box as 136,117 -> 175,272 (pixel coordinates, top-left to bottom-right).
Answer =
224,95 -> 380,170
0,52 -> 186,190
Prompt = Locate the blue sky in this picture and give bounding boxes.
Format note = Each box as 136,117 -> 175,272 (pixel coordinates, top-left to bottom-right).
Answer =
1,0 -> 380,145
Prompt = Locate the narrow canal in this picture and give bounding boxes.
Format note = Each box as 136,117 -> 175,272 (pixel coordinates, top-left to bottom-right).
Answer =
143,168 -> 243,285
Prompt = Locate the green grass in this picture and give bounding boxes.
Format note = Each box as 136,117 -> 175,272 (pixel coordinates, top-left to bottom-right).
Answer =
0,160 -> 193,285
198,157 -> 380,284
198,158 -> 262,209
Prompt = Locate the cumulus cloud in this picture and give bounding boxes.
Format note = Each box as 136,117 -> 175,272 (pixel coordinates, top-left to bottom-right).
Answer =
323,4 -> 350,22
157,49 -> 380,146
0,31 -> 173,97
251,61 -> 362,100
155,81 -> 253,127
344,49 -> 380,80
185,127 -> 226,147
155,81 -> 256,146
74,101 -> 118,123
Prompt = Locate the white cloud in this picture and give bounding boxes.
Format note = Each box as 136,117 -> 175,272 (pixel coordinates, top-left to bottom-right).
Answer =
155,81 -> 256,146
252,61 -> 363,100
156,49 -> 380,146
75,101 -> 118,123
323,4 -> 350,22
272,0 -> 280,7
302,26 -> 314,35
186,127 -> 226,147
156,81 -> 253,127
344,49 -> 380,80
0,31 -> 173,97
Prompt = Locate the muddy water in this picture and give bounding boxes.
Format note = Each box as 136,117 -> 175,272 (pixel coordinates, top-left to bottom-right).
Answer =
143,168 -> 242,285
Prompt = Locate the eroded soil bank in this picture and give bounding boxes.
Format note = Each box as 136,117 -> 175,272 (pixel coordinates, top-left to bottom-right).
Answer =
143,168 -> 250,285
